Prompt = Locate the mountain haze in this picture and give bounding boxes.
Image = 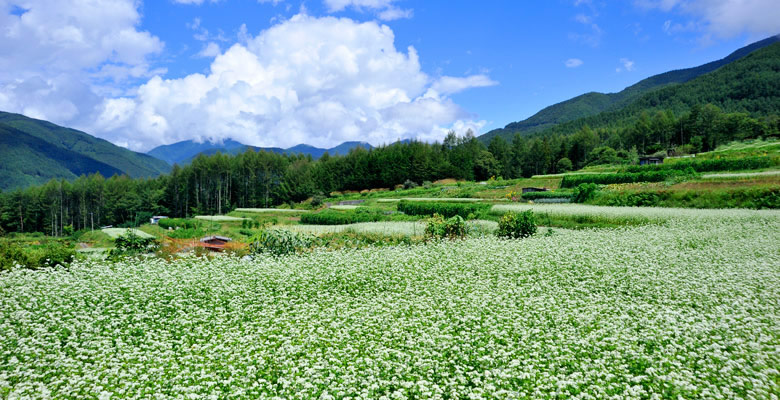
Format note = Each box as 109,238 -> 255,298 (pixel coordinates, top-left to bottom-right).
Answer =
480,35 -> 780,144
148,139 -> 374,165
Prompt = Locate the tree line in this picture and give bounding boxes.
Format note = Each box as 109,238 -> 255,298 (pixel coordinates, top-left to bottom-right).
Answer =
0,103 -> 776,235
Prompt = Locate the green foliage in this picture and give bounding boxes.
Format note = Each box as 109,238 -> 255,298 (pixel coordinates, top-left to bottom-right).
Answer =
572,183 -> 600,203
397,200 -> 490,219
300,209 -> 386,225
424,214 -> 468,240
310,193 -> 326,208
592,186 -> 780,209
165,228 -> 205,239
560,169 -> 696,188
62,224 -> 74,236
521,190 -> 574,200
249,229 -> 315,257
108,230 -> 160,259
497,211 -> 537,239
556,157 -> 573,172
0,240 -> 76,271
158,218 -> 201,230
403,179 -> 418,189
622,156 -> 774,173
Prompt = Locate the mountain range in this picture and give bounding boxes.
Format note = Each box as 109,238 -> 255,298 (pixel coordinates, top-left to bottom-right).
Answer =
147,139 -> 374,166
0,111 -> 171,191
479,35 -> 780,144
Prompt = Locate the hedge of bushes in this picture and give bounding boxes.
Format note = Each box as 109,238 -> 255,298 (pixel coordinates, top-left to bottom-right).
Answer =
299,209 -> 385,225
158,218 -> 201,230
560,169 -> 693,188
397,200 -> 490,219
521,191 -> 573,200
591,186 -> 779,209
621,156 -> 773,173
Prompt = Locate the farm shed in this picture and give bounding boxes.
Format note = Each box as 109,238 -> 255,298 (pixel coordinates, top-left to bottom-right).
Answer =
198,235 -> 232,252
150,216 -> 168,225
639,156 -> 664,165
521,187 -> 550,194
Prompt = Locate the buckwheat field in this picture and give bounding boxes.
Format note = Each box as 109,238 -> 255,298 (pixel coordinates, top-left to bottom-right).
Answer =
1,209 -> 778,399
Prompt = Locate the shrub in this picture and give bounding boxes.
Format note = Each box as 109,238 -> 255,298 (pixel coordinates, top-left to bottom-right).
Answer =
108,230 -> 160,260
424,214 -> 468,240
158,218 -> 201,230
1,241 -> 77,271
0,241 -> 29,271
397,201 -> 490,219
311,193 -> 326,208
572,183 -> 599,203
250,229 -> 315,257
497,211 -> 537,239
403,179 -> 419,190
556,157 -> 573,173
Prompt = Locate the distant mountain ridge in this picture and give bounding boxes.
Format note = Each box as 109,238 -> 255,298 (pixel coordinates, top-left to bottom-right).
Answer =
147,139 -> 374,165
0,111 -> 171,191
479,35 -> 780,144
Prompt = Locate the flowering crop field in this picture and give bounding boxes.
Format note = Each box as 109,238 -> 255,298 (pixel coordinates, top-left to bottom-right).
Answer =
284,220 -> 498,237
1,211 -> 779,398
233,208 -> 309,213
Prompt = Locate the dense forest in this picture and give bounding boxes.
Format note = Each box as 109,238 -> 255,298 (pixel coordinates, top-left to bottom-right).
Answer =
0,101 -> 777,235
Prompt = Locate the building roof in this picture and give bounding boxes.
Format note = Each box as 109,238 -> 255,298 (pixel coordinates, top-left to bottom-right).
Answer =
199,235 -> 232,243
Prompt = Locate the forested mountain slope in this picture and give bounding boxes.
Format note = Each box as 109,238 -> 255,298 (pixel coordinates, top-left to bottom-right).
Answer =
480,35 -> 780,144
538,42 -> 780,137
0,111 -> 171,191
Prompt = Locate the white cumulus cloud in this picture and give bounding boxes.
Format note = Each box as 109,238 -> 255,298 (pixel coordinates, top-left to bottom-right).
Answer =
565,58 -> 584,68
0,0 -> 163,130
616,58 -> 635,72
636,0 -> 780,38
93,14 -> 495,151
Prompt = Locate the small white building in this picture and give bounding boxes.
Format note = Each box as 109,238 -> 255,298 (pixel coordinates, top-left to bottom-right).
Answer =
150,216 -> 168,225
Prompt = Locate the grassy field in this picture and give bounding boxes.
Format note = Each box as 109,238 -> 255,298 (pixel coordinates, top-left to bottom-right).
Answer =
1,208 -> 777,398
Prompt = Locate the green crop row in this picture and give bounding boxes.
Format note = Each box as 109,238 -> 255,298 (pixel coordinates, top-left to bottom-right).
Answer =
622,156 -> 774,173
397,200 -> 490,219
299,209 -> 386,225
521,191 -> 574,200
560,169 -> 692,188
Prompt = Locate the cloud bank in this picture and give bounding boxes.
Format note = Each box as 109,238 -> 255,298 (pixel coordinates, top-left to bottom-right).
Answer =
95,14 -> 496,150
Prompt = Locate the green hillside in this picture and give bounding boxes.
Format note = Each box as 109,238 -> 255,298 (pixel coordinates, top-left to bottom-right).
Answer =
0,111 -> 170,191
539,42 -> 780,137
480,35 -> 780,144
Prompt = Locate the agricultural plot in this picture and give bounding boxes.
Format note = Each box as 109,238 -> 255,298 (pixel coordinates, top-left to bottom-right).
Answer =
0,210 -> 777,398
377,197 -> 486,203
100,228 -> 154,239
233,208 -> 309,213
284,220 -> 498,237
194,215 -> 248,221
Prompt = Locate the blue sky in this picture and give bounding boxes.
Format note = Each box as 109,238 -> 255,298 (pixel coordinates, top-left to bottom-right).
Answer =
0,0 -> 778,150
